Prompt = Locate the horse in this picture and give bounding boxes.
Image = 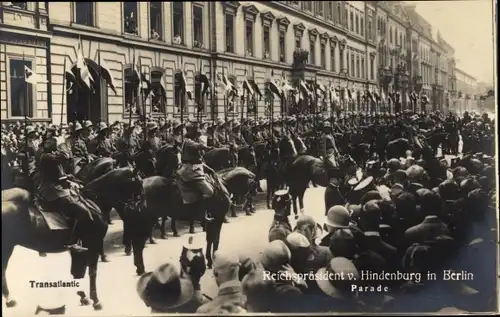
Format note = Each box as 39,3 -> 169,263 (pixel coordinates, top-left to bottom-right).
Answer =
217,166 -> 258,217
204,147 -> 236,172
236,145 -> 257,173
287,154 -> 357,217
143,145 -> 256,241
125,174 -> 232,272
1,183 -> 112,310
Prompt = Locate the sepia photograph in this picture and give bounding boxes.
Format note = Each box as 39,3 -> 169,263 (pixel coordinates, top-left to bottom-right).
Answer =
1,0 -> 497,315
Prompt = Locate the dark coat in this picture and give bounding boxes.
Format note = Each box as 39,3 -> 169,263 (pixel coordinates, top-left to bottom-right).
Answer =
404,215 -> 450,246
195,280 -> 245,314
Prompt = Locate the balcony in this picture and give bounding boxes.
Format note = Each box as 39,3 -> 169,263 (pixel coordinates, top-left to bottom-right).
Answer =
0,2 -> 49,32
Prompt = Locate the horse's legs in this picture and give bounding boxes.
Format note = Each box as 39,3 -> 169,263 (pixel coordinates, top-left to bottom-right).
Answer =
121,208 -> 132,256
291,194 -> 299,216
87,252 -> 102,310
160,217 -> 167,239
2,244 -> 16,307
189,220 -> 195,234
148,231 -> 156,244
298,189 -> 306,213
205,219 -> 223,269
132,233 -> 147,275
171,219 -> 179,237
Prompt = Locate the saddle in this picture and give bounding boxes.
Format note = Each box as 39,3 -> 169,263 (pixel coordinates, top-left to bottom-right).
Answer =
29,197 -> 72,231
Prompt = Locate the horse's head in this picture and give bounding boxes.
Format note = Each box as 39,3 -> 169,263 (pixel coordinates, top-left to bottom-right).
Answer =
240,146 -> 257,167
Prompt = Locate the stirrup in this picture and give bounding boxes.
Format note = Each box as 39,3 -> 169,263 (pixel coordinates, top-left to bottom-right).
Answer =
66,244 -> 88,253
204,211 -> 214,222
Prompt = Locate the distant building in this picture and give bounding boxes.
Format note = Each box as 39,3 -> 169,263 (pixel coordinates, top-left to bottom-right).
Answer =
455,68 -> 479,114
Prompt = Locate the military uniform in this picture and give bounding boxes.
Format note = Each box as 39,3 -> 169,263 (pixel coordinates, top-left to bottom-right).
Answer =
177,131 -> 214,204
95,136 -> 116,157
321,125 -> 340,168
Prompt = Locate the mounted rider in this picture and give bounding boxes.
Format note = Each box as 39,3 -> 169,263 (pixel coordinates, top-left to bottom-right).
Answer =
213,118 -> 226,147
177,121 -> 218,218
321,121 -> 341,179
38,136 -> 90,253
93,122 -> 116,158
18,125 -> 39,178
70,122 -> 94,172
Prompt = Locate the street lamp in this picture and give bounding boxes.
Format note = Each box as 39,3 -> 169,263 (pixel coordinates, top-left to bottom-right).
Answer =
378,66 -> 392,113
413,75 -> 423,113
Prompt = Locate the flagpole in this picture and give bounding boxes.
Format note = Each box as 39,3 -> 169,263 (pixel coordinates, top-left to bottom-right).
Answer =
129,50 -> 135,129
22,52 -> 29,176
60,56 -> 67,126
97,44 -> 102,122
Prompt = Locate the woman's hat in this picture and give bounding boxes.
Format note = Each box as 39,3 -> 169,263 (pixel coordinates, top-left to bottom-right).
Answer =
136,262 -> 194,312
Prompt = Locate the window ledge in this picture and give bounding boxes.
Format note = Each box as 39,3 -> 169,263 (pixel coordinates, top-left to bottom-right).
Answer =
123,32 -> 140,39
71,23 -> 99,31
172,43 -> 187,48
1,5 -> 33,15
149,37 -> 164,43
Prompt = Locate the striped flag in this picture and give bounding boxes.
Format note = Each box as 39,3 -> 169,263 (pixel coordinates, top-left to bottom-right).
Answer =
76,37 -> 94,90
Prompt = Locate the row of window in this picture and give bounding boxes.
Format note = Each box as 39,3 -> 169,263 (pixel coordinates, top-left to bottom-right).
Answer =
73,2 -> 205,47
287,2 -> 373,41
377,17 -> 406,49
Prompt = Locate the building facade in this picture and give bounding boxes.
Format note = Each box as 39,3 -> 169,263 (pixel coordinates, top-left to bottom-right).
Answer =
0,1 -> 477,123
455,68 -> 479,114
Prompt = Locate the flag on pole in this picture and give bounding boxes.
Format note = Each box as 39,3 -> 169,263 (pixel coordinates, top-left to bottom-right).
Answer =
268,70 -> 282,98
242,70 -> 255,97
98,52 -> 117,95
65,68 -> 77,92
24,65 -> 48,84
76,37 -> 94,90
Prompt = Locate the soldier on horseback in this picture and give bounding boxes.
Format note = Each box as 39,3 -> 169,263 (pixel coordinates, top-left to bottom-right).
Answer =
71,122 -> 94,170
93,123 -> 116,158
39,137 -> 89,253
321,121 -> 341,179
177,121 -> 217,218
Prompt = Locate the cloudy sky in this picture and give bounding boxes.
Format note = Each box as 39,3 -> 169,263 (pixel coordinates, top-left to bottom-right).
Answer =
412,0 -> 495,83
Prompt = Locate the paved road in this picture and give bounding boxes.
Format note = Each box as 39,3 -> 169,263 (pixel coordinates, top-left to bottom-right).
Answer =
3,182 -> 327,316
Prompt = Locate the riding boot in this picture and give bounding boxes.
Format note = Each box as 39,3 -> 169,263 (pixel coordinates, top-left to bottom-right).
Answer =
66,219 -> 88,253
203,198 -> 215,223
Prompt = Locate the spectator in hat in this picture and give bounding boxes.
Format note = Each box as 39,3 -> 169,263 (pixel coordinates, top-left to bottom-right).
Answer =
320,205 -> 351,246
136,262 -> 204,313
358,200 -> 399,271
241,269 -> 277,312
404,192 -> 450,247
285,232 -> 312,275
294,214 -> 332,275
306,257 -> 362,312
196,250 -> 245,313
259,240 -> 304,293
